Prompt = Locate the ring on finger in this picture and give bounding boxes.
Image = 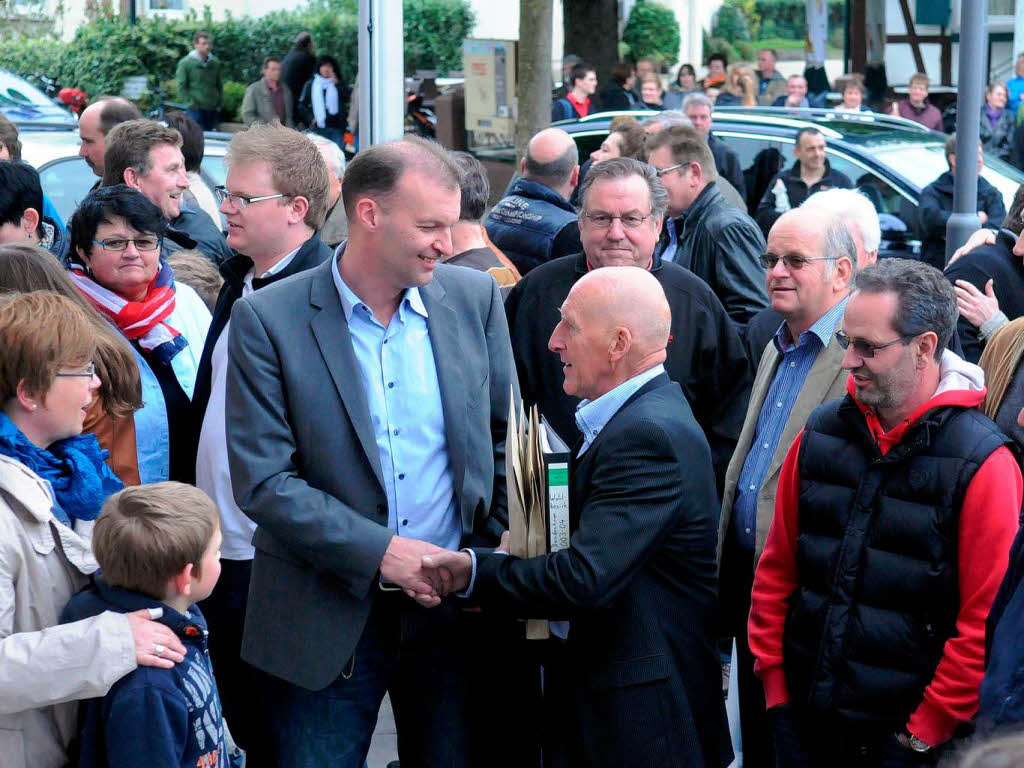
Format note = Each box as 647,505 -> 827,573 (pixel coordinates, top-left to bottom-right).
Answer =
153,643 -> 166,656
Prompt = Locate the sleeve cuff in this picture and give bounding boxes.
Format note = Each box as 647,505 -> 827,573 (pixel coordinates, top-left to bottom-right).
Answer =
456,548 -> 478,598
978,311 -> 1009,341
759,665 -> 791,710
906,697 -> 959,748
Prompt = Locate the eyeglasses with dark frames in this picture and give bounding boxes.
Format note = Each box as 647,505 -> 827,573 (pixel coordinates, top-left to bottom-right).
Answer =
214,186 -> 289,210
581,212 -> 653,229
759,253 -> 838,270
834,330 -> 915,358
92,237 -> 162,252
56,363 -> 97,378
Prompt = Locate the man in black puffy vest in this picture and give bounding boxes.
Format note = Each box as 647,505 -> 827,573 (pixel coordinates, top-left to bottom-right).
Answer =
748,258 -> 1022,765
485,128 -> 582,275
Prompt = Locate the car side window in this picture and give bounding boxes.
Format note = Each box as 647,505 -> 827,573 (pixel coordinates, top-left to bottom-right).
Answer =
38,158 -> 97,226
712,132 -> 788,212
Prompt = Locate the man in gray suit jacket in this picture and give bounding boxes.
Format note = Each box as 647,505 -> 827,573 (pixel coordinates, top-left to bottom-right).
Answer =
225,136 -> 516,767
717,205 -> 863,767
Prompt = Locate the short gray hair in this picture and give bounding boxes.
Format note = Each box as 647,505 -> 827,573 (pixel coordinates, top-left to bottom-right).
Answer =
822,215 -> 858,281
307,132 -> 346,178
524,141 -> 578,188
802,188 -> 881,254
577,157 -> 668,220
682,93 -> 714,112
641,109 -> 691,131
852,258 -> 957,360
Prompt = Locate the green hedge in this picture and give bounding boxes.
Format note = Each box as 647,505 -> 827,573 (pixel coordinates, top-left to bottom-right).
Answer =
1,0 -> 472,117
715,0 -> 845,43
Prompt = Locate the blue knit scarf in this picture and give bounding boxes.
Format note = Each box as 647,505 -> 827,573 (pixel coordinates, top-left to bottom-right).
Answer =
0,412 -> 123,526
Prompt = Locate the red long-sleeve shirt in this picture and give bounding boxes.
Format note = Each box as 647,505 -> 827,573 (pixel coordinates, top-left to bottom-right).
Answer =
748,380 -> 1021,747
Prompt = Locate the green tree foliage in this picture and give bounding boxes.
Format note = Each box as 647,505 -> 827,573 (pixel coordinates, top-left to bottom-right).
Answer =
621,0 -> 681,70
711,4 -> 750,42
0,0 -> 470,107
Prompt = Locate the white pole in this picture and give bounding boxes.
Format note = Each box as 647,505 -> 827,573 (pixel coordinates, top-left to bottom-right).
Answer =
359,0 -> 405,147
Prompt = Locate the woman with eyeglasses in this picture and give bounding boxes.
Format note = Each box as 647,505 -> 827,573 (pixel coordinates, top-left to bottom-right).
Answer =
0,291 -> 187,768
67,185 -> 210,484
0,243 -> 144,485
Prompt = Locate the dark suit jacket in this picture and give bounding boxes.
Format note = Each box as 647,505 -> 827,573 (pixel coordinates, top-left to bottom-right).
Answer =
226,259 -> 517,690
472,374 -> 732,768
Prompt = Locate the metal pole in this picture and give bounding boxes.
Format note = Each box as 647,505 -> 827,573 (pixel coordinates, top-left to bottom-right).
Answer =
359,0 -> 405,148
945,0 -> 986,264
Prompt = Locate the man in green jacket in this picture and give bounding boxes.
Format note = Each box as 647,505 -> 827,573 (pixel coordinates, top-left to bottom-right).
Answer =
176,31 -> 223,131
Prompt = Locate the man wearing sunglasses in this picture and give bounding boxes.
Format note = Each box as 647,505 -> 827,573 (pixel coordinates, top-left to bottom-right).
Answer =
717,204 -> 859,767
749,259 -> 1021,765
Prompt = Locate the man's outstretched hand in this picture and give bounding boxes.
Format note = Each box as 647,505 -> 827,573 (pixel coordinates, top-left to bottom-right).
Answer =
380,536 -> 455,607
422,550 -> 474,596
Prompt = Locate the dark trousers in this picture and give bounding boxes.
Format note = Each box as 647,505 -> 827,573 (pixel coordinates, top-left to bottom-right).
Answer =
772,707 -> 940,767
257,593 -> 470,768
187,108 -> 220,131
720,534 -> 775,768
197,559 -> 269,758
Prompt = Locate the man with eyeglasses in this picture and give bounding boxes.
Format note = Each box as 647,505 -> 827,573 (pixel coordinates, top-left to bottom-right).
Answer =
504,156 -> 751,490
715,204 -> 859,767
748,258 -> 1021,765
187,122 -> 333,761
102,119 -> 232,266
646,123 -> 767,332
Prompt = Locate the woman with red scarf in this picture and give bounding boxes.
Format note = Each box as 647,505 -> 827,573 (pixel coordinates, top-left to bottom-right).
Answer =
68,186 -> 210,484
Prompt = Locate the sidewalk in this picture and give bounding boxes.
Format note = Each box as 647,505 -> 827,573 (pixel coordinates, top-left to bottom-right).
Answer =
367,694 -> 399,767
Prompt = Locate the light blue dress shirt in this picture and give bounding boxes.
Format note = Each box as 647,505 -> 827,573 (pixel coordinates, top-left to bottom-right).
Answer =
731,296 -> 848,550
660,217 -> 679,264
575,364 -> 666,455
331,254 -> 461,551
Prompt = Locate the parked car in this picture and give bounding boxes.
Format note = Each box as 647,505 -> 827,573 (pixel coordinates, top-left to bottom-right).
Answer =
18,127 -> 231,227
486,107 -> 1024,258
0,68 -> 77,127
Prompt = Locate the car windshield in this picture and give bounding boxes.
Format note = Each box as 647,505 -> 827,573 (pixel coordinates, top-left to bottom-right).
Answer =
870,143 -> 1024,209
0,70 -> 53,108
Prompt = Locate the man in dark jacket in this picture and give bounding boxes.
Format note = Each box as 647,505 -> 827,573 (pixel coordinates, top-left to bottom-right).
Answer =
919,135 -> 1006,270
280,32 -> 317,127
425,267 -> 733,768
647,123 -> 768,331
596,61 -> 637,111
749,259 -> 1021,764
189,123 -> 333,758
755,127 -> 853,237
683,92 -> 746,199
102,119 -> 232,265
485,127 -> 582,275
504,157 -> 751,490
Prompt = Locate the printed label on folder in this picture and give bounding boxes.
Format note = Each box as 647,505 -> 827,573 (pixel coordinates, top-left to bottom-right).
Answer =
548,462 -> 570,552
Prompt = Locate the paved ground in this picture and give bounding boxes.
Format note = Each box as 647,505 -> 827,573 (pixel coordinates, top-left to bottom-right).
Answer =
367,694 -> 399,767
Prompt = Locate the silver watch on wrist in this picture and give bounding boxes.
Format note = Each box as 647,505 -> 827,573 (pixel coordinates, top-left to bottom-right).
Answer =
907,734 -> 931,753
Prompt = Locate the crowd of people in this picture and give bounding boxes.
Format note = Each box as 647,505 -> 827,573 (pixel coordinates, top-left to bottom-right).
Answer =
7,35 -> 1024,768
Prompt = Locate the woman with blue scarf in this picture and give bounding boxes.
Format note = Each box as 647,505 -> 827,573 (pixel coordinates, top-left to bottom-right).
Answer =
0,292 -> 187,768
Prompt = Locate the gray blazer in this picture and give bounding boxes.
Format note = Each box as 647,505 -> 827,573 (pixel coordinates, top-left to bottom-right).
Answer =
718,310 -> 849,567
240,78 -> 293,127
226,259 -> 517,690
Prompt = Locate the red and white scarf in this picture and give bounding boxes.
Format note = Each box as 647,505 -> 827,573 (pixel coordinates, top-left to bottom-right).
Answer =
69,262 -> 188,364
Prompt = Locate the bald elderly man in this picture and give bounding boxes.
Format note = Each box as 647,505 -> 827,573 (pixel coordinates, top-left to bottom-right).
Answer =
78,96 -> 141,184
485,127 -> 583,275
424,267 -> 734,768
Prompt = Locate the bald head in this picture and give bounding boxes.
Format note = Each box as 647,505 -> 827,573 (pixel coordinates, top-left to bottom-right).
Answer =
523,128 -> 579,199
549,267 -> 670,400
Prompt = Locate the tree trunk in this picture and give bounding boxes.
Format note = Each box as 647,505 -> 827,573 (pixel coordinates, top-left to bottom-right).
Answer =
515,0 -> 553,166
563,0 -> 619,85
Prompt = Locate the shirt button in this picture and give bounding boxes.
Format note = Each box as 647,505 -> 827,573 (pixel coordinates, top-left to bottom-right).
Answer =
748,484 -> 755,491
790,361 -> 796,368
745,527 -> 751,533
402,519 -> 409,526
763,443 -> 769,449
398,473 -> 405,480
388,382 -> 395,389
383,339 -> 389,345
392,428 -> 400,436
776,402 -> 783,408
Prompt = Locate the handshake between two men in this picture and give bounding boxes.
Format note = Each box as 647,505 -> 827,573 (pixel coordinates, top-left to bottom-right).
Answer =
379,532 -> 512,607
